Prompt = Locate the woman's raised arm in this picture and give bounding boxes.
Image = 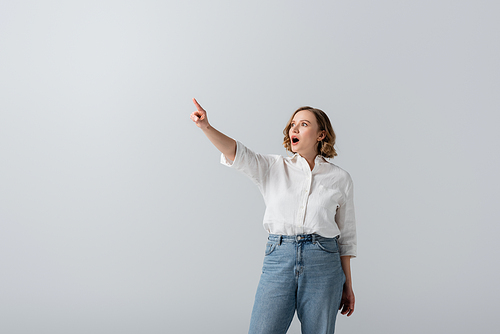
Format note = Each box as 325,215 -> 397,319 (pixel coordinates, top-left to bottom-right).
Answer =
190,98 -> 237,161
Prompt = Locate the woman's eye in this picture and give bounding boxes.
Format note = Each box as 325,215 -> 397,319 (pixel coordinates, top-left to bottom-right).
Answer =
302,123 -> 307,126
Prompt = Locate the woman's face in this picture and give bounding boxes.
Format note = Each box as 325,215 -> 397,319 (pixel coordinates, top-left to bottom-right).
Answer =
289,110 -> 325,156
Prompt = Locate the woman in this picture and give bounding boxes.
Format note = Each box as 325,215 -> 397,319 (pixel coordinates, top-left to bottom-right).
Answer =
190,98 -> 356,334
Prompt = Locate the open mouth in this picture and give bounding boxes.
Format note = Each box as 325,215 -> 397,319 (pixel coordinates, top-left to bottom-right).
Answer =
292,137 -> 299,144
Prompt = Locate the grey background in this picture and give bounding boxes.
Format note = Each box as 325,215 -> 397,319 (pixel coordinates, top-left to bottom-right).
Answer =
1,1 -> 499,333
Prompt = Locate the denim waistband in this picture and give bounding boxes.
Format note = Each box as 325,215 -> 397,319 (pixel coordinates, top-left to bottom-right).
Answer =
268,234 -> 338,244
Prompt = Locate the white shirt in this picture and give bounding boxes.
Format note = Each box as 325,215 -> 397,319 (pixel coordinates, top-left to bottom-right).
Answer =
221,141 -> 357,257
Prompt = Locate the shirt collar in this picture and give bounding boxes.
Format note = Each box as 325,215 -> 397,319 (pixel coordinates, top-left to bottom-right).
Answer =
314,155 -> 329,165
289,153 -> 329,165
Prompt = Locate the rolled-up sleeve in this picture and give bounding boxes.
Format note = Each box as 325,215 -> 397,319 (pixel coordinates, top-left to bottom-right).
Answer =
220,141 -> 279,187
335,178 -> 357,257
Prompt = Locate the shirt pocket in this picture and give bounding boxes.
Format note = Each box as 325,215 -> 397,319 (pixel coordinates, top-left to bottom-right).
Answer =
316,184 -> 343,214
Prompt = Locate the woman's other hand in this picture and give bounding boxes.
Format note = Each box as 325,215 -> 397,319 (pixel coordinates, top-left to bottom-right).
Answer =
190,98 -> 209,129
339,285 -> 355,317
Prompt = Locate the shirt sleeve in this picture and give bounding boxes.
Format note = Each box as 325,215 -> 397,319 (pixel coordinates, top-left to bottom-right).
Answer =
220,141 -> 279,187
335,177 -> 357,257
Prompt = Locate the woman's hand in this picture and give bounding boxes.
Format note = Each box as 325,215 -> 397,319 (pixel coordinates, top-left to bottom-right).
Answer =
189,98 -> 236,160
190,98 -> 210,130
339,284 -> 355,317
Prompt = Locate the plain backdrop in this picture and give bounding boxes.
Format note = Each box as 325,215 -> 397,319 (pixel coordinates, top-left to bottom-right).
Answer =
1,1 -> 499,333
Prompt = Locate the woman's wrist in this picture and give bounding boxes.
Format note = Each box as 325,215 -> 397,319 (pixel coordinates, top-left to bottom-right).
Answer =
199,122 -> 211,131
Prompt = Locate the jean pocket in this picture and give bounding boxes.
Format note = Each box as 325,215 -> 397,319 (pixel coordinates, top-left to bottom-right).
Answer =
265,242 -> 277,256
315,238 -> 339,253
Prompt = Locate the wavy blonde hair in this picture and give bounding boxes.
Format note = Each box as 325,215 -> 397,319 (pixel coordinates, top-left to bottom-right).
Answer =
282,106 -> 337,158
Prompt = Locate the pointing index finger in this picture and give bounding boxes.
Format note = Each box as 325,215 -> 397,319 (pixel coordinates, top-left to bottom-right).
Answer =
192,98 -> 204,111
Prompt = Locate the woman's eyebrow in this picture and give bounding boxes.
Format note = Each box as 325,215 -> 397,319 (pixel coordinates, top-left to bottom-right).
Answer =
292,119 -> 311,123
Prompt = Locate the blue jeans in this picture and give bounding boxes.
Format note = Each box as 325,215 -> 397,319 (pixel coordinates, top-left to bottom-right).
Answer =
249,234 -> 346,334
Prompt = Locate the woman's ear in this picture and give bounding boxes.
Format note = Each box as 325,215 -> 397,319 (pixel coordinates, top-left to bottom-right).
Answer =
318,130 -> 326,141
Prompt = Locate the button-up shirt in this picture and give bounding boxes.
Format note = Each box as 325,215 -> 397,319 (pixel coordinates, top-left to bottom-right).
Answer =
221,141 -> 357,257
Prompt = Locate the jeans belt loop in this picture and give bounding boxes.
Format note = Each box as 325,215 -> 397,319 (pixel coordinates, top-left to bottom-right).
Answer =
278,235 -> 282,246
312,234 -> 317,244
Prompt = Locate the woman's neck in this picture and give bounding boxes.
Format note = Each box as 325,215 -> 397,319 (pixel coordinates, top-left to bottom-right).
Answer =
298,151 -> 318,170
